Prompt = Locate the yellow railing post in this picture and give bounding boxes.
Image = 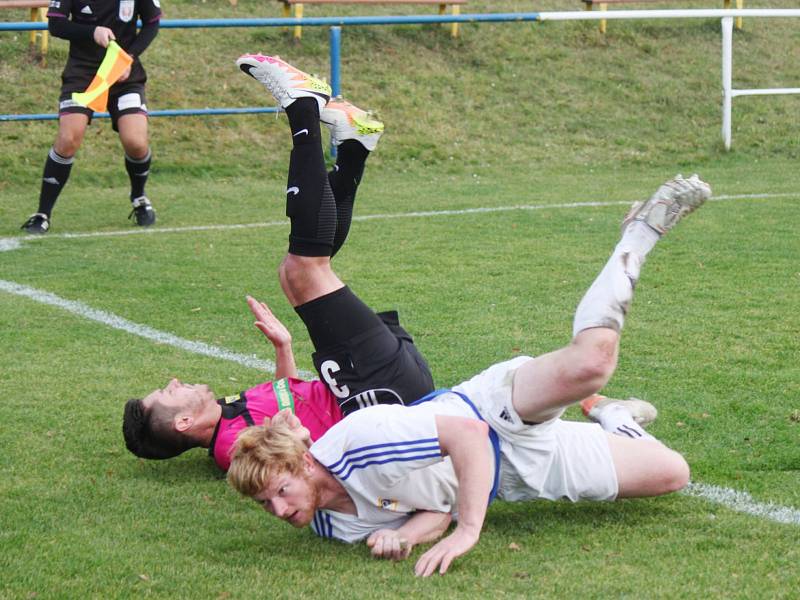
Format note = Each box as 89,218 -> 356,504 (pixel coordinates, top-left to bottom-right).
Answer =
28,6 -> 48,63
293,3 -> 303,40
38,6 -> 48,58
599,2 -> 607,34
28,6 -> 36,49
736,0 -> 743,30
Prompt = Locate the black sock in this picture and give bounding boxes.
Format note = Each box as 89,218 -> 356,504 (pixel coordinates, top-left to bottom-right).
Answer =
284,98 -> 336,257
285,98 -> 322,146
329,140 -> 370,257
37,147 -> 74,217
125,149 -> 151,200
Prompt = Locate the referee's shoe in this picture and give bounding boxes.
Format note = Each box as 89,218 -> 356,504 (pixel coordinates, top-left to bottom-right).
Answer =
129,196 -> 156,227
20,212 -> 50,235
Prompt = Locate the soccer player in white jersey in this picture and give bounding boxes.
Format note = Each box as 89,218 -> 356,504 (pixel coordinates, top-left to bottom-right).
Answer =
229,174 -> 710,576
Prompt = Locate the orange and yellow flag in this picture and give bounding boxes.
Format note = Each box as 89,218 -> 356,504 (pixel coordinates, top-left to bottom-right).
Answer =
71,41 -> 133,112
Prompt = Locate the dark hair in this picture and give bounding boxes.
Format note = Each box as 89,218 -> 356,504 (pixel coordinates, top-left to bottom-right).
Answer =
122,398 -> 197,460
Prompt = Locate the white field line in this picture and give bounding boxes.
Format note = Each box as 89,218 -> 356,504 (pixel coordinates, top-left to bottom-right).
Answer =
3,191 -> 796,249
0,279 -> 316,380
683,483 -> 800,526
2,280 -> 799,527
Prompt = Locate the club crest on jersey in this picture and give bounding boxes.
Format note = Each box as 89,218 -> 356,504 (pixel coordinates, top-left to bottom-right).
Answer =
377,498 -> 399,511
119,0 -> 135,22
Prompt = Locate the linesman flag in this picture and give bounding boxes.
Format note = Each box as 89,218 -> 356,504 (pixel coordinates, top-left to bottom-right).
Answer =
71,41 -> 133,112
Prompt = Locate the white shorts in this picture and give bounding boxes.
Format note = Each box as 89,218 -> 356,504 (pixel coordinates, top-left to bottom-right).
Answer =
453,357 -> 618,502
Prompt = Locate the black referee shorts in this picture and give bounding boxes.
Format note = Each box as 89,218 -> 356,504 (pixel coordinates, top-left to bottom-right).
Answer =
58,81 -> 148,132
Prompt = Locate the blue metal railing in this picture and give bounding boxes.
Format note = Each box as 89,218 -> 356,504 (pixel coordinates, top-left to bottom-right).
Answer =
0,13 -> 542,122
0,13 -> 542,32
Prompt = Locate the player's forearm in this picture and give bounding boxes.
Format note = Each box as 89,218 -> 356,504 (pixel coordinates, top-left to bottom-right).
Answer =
48,16 -> 94,41
396,511 -> 452,546
435,415 -> 493,537
273,342 -> 299,379
127,20 -> 159,57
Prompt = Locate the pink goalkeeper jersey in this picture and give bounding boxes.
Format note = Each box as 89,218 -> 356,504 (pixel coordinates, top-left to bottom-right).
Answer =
209,378 -> 343,471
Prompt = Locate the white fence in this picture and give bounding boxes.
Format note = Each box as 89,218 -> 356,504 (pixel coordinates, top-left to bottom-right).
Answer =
538,9 -> 800,150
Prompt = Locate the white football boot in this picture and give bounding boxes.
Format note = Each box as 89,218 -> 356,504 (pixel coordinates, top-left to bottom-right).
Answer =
236,54 -> 331,113
622,174 -> 711,236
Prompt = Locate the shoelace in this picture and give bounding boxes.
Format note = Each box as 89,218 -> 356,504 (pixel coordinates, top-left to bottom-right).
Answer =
257,68 -> 291,106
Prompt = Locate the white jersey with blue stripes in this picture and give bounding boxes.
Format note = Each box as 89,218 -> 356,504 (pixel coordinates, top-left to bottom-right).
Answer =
308,395 -> 483,543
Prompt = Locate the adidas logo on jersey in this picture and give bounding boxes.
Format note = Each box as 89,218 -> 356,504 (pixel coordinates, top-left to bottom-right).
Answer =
498,407 -> 514,423
80,4 -> 92,13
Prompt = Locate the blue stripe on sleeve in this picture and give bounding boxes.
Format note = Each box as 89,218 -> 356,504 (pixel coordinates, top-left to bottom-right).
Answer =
326,437 -> 440,472
338,450 -> 445,481
328,442 -> 441,478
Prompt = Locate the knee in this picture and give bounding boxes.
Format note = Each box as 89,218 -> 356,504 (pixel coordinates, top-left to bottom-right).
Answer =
279,254 -> 318,298
658,450 -> 691,494
280,255 -> 327,284
569,331 -> 618,389
123,141 -> 149,160
280,254 -> 308,287
54,130 -> 83,157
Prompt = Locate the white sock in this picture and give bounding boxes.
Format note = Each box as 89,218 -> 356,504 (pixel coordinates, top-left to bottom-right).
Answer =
596,404 -> 656,442
572,221 -> 660,337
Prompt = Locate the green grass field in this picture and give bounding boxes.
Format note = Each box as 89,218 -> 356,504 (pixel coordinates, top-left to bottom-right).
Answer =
1,0 -> 799,597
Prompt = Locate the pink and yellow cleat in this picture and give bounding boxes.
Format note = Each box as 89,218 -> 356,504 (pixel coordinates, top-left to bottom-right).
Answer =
236,54 -> 331,112
321,97 -> 384,152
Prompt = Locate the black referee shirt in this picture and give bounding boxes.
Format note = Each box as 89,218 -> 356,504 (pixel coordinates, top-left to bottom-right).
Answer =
48,0 -> 162,85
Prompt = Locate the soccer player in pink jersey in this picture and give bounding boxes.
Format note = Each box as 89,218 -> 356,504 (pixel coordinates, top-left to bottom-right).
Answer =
122,59 -> 436,469
124,296 -> 345,471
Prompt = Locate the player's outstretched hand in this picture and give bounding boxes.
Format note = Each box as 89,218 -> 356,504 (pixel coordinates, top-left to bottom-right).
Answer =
247,296 -> 292,348
413,528 -> 479,577
367,529 -> 412,561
